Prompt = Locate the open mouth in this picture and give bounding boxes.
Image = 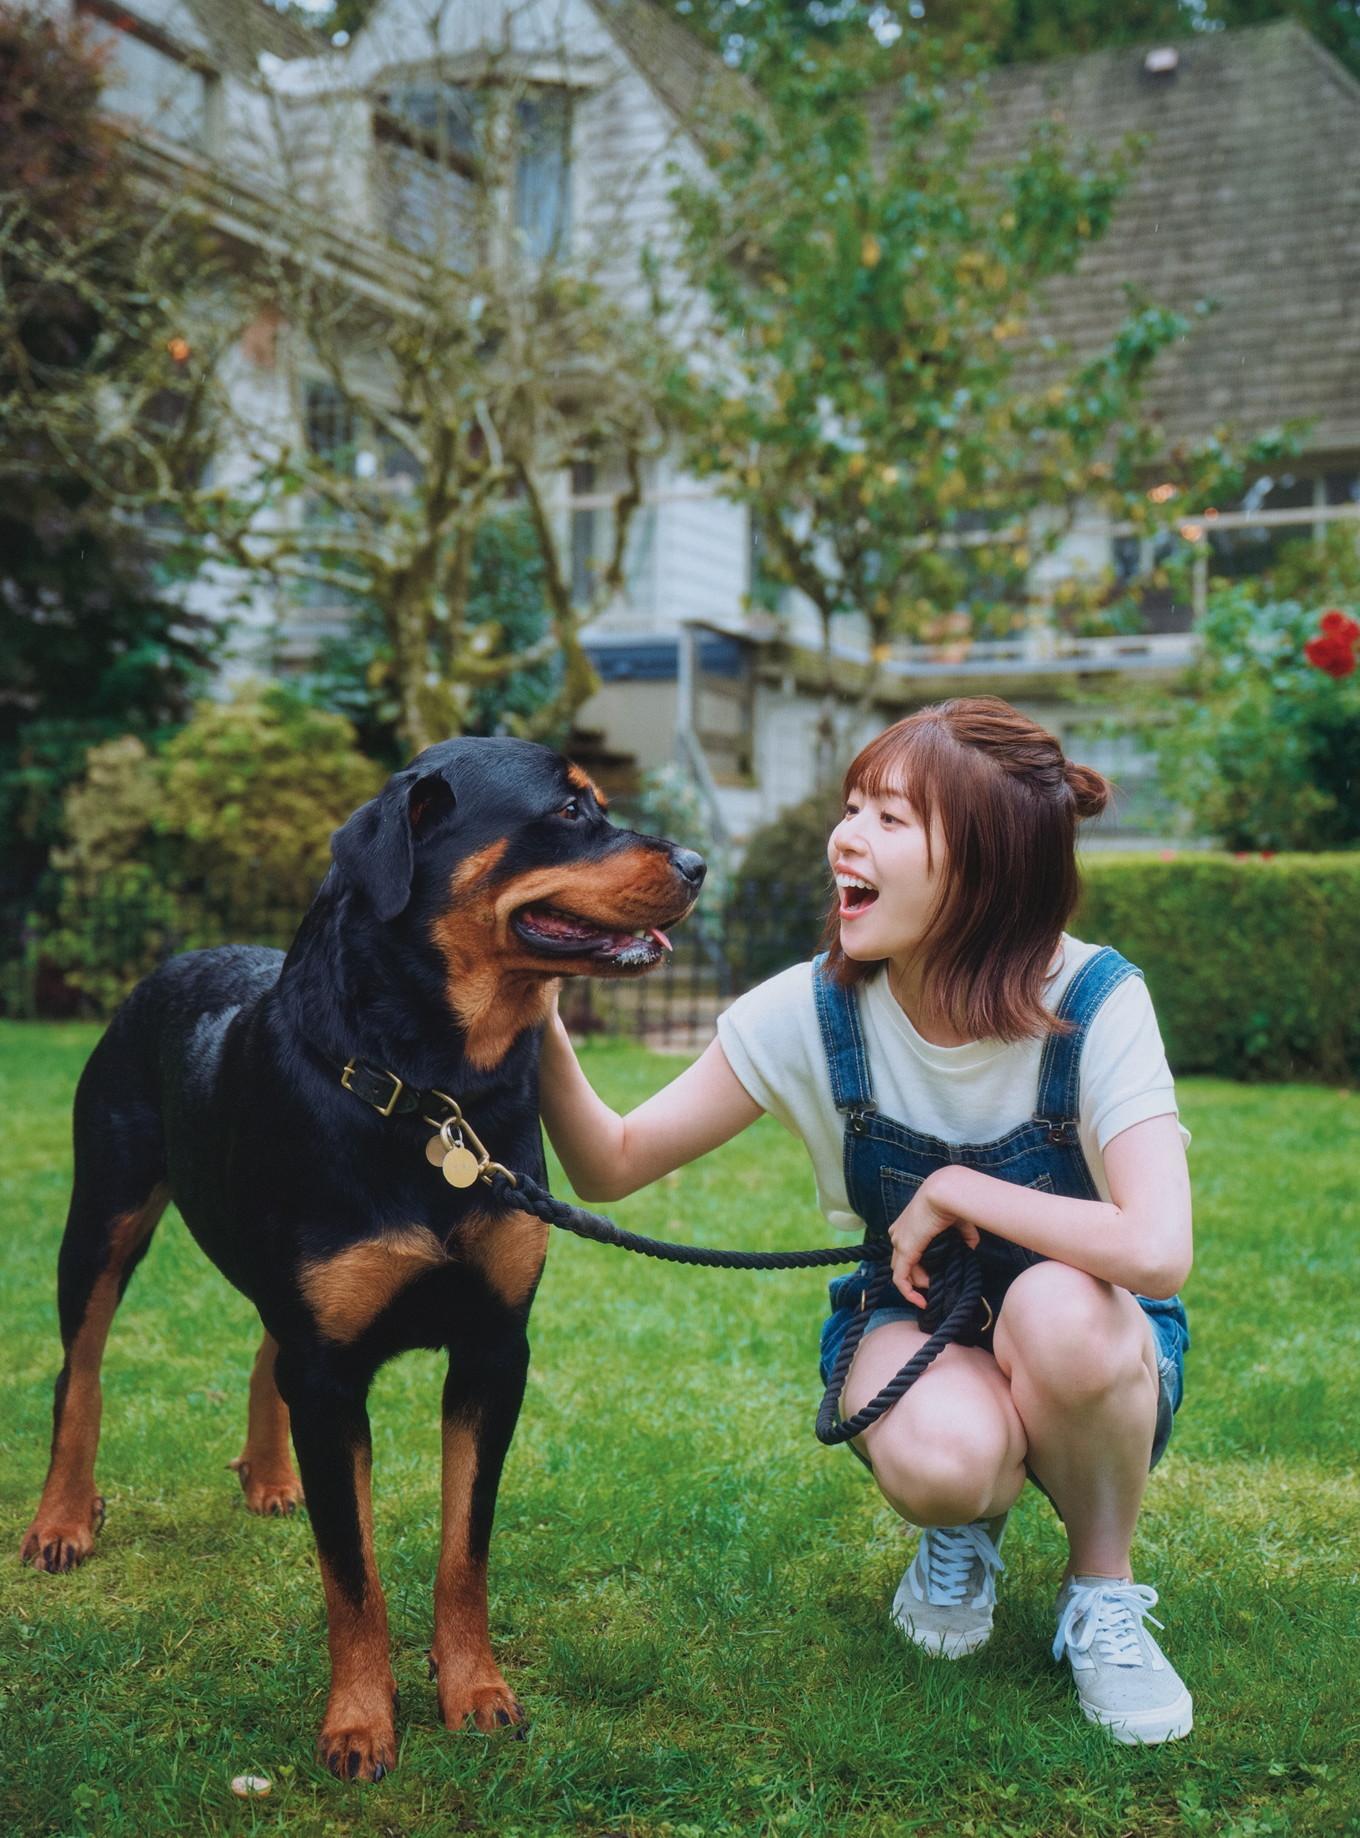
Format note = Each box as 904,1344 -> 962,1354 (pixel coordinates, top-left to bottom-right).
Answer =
512,903 -> 676,968
836,874 -> 880,916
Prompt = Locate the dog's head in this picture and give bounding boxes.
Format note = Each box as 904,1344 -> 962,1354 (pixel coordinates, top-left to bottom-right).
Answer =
329,738 -> 704,1060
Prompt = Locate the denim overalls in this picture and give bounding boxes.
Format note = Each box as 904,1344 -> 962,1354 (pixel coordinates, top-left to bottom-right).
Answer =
813,946 -> 1189,1469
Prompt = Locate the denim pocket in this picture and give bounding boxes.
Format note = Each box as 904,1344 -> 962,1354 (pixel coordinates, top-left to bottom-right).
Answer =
879,1166 -> 924,1228
978,1171 -> 1054,1271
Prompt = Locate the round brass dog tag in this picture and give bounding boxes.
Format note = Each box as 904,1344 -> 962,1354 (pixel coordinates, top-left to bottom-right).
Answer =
442,1145 -> 480,1188
425,1134 -> 448,1167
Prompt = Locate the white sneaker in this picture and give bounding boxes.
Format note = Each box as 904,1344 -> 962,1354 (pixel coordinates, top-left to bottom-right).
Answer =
1053,1576 -> 1194,1744
890,1515 -> 1007,1658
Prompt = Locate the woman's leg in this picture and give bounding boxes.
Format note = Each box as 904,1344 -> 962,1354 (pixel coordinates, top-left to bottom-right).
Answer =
843,1322 -> 1027,1525
991,1262 -> 1160,1579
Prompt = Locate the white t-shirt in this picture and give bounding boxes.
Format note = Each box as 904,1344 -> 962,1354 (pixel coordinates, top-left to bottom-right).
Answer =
716,934 -> 1189,1235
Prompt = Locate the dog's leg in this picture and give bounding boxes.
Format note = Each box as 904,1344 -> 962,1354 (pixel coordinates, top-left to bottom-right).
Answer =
228,1331 -> 304,1516
278,1354 -> 397,1782
429,1327 -> 530,1733
21,1177 -> 170,1572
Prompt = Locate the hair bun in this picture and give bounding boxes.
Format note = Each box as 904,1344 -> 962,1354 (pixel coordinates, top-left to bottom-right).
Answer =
1063,759 -> 1111,821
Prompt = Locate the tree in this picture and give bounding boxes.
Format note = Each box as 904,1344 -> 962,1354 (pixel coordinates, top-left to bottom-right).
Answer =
161,33 -> 674,756
0,4 -> 223,921
662,33 -> 1268,757
662,0 -> 1360,85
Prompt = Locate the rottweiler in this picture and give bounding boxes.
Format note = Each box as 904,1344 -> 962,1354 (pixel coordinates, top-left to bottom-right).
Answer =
20,736 -> 704,1781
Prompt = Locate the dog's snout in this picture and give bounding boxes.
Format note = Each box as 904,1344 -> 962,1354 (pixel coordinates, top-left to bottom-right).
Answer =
670,848 -> 707,890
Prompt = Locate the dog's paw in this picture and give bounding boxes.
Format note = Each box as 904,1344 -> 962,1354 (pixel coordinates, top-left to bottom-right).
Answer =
228,1456 -> 305,1517
317,1694 -> 397,1783
429,1652 -> 527,1736
20,1494 -> 105,1573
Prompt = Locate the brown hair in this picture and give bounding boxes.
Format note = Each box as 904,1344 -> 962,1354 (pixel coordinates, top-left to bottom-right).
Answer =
821,696 -> 1112,1042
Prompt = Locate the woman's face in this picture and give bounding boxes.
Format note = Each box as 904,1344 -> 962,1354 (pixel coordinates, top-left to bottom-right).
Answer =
826,782 -> 944,962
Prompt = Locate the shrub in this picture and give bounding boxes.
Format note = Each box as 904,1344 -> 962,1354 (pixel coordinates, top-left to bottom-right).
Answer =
726,786 -> 841,981
27,685 -> 383,1015
156,682 -> 383,917
1077,853 -> 1360,1083
1150,585 -> 1360,851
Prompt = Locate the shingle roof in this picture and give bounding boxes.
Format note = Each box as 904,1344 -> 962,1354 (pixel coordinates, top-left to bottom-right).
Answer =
182,0 -> 325,76
875,22 -> 1360,458
589,0 -> 753,139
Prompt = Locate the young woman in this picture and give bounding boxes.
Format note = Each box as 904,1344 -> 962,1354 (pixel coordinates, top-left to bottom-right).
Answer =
539,697 -> 1193,1746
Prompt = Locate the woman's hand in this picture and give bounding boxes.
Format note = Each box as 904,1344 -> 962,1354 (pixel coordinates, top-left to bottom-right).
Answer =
888,1170 -> 979,1308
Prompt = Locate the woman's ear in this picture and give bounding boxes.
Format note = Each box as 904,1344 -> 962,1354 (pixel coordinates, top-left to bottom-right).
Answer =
330,769 -> 457,921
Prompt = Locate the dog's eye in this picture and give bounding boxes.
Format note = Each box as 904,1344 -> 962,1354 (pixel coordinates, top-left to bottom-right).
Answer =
557,799 -> 582,821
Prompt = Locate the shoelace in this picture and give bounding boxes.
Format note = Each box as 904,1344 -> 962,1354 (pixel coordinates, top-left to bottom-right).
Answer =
1052,1581 -> 1165,1667
914,1521 -> 1006,1607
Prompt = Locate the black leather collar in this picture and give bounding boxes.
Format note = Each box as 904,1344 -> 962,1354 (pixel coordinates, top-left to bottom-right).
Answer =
338,1057 -> 430,1118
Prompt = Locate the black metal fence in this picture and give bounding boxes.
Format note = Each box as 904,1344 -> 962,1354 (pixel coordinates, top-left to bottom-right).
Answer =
557,880 -> 826,1049
3,879 -> 827,1045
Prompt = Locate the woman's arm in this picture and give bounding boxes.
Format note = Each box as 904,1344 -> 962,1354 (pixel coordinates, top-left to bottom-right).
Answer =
887,1113 -> 1192,1306
538,1006 -> 764,1201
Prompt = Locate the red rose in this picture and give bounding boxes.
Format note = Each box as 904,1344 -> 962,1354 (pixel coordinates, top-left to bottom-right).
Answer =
1304,634 -> 1358,678
1320,609 -> 1360,643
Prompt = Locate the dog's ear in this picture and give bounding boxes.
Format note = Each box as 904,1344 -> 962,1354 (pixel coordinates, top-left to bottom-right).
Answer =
330,769 -> 457,921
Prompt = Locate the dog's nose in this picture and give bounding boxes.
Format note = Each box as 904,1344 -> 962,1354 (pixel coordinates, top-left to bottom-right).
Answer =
671,848 -> 707,889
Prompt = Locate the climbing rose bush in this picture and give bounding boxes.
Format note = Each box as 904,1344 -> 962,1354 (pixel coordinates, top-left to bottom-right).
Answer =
1152,587 -> 1360,850
1304,609 -> 1360,678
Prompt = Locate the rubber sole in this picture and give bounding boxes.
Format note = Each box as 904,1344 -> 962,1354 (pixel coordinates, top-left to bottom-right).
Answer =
890,1580 -> 994,1659
1080,1686 -> 1194,1745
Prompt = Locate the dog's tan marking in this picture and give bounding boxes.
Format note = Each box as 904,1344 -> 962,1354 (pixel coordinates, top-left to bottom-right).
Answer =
432,848 -> 684,1069
566,764 -> 608,809
450,838 -> 509,903
458,1209 -> 549,1309
21,1183 -> 171,1572
300,1228 -> 447,1345
430,1418 -> 523,1732
316,1442 -> 398,1780
229,1331 -> 304,1514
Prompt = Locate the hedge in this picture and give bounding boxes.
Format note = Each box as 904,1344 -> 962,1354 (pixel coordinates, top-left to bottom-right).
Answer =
1076,853 -> 1359,1085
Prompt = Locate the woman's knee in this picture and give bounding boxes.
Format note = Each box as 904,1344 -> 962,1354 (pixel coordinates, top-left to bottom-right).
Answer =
869,1432 -> 1006,1526
996,1264 -> 1149,1403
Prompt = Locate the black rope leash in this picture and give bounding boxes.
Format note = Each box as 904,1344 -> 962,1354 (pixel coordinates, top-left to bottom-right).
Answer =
483,1168 -> 986,1446
336,1062 -> 989,1447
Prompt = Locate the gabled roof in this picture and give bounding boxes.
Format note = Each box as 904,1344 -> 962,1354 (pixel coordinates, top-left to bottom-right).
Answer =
874,22 -> 1360,457
588,0 -> 752,137
178,0 -> 325,75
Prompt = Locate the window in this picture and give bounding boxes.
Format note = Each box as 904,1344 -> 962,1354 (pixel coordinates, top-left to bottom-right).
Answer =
303,381 -> 357,470
514,92 -> 571,262
374,83 -> 479,261
570,460 -> 656,618
570,460 -> 598,608
78,1 -> 214,151
1208,473 -> 1316,581
373,81 -> 571,263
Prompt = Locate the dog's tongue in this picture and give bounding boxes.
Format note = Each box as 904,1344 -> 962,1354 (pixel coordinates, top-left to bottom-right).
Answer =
648,927 -> 673,952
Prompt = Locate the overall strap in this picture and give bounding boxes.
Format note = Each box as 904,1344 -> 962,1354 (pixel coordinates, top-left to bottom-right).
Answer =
811,952 -> 876,1114
1033,947 -> 1143,1143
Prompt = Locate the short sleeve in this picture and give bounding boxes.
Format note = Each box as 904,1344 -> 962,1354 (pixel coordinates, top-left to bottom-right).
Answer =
1080,973 -> 1191,1153
715,962 -> 813,1132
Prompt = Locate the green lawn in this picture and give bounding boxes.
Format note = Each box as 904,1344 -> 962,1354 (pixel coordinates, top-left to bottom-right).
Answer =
1,1021 -> 1357,1838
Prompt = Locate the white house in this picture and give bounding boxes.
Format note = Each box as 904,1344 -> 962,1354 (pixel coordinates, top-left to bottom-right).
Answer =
59,1 -> 1360,846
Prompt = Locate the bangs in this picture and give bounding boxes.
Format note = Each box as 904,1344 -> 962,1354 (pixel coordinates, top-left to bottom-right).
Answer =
824,699 -> 1091,1043
842,720 -> 953,879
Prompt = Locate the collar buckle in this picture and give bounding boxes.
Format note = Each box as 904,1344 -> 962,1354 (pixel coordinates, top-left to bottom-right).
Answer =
341,1058 -> 406,1118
